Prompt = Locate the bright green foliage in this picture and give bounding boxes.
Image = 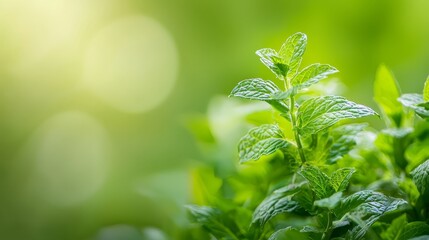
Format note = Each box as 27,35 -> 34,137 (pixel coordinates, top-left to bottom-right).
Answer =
374,65 -> 403,127
299,166 -> 334,199
230,78 -> 283,101
186,34 -> 429,240
424,76 -> 429,102
399,94 -> 429,118
256,48 -> 289,79
278,32 -> 307,79
297,96 -> 377,135
330,168 -> 355,192
291,63 -> 338,90
313,192 -> 342,209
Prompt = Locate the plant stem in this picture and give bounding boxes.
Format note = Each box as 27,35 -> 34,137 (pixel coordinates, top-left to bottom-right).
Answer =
282,77 -> 307,164
321,211 -> 333,240
289,96 -> 307,164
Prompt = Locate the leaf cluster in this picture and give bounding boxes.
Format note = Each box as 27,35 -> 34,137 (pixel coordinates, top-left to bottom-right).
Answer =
185,33 -> 429,240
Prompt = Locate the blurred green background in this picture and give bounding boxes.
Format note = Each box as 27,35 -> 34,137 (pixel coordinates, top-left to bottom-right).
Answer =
0,0 -> 428,239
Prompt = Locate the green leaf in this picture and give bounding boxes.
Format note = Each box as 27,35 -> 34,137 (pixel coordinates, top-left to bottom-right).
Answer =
398,93 -> 429,118
268,227 -> 310,240
411,160 -> 429,201
380,214 -> 407,240
327,123 -> 367,163
334,190 -> 408,218
299,166 -> 334,199
230,78 -> 283,101
252,184 -> 306,228
256,48 -> 289,79
397,222 -> 429,240
330,168 -> 356,192
374,65 -> 403,127
398,93 -> 424,107
291,63 -> 338,90
297,96 -> 377,135
340,191 -> 408,240
424,75 -> 429,102
230,78 -> 290,114
238,124 -> 290,163
278,32 -> 307,80
314,192 -> 342,209
186,205 -> 237,239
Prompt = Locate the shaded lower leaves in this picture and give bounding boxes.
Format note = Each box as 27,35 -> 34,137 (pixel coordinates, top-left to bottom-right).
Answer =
411,159 -> 429,201
251,183 -> 309,228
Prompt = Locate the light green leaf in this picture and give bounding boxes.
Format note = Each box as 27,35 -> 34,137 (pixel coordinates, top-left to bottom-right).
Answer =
299,166 -> 334,199
256,48 -> 289,79
230,78 -> 283,101
230,78 -> 290,114
297,96 -> 377,135
424,75 -> 429,102
252,184 -> 306,228
186,205 -> 237,239
330,168 -> 356,192
374,65 -> 403,127
411,160 -> 429,201
327,123 -> 367,163
398,93 -> 424,107
278,32 -> 307,79
291,63 -> 338,89
398,93 -> 429,118
314,192 -> 342,209
397,222 -> 429,240
238,124 -> 290,163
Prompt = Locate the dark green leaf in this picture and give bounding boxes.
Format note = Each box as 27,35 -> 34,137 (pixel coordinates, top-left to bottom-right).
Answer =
334,190 -> 408,218
238,124 -> 290,163
252,184 -> 305,228
411,160 -> 429,201
397,222 -> 429,240
278,32 -> 307,79
380,214 -> 407,240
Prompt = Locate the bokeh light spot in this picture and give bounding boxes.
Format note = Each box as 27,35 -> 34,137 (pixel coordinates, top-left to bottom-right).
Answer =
83,16 -> 178,113
32,111 -> 108,206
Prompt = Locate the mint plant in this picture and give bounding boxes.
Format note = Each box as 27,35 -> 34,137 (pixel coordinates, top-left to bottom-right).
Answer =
185,33 -> 429,240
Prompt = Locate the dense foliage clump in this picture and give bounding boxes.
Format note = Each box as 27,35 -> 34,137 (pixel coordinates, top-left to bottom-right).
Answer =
186,33 -> 429,240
